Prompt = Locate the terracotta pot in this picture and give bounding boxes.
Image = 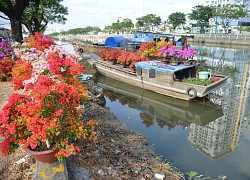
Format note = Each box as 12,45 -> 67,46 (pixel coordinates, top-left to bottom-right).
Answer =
213,77 -> 220,82
108,59 -> 117,65
25,147 -> 58,163
183,61 -> 191,66
190,60 -> 197,65
170,61 -> 178,66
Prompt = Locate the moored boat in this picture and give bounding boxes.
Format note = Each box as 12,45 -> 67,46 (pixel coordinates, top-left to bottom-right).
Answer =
83,53 -> 228,101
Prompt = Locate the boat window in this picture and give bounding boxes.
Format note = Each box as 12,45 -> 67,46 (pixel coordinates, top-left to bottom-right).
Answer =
173,67 -> 196,81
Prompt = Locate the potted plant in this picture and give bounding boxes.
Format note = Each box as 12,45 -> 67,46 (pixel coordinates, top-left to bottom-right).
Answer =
178,48 -> 198,65
0,33 -> 97,163
137,41 -> 155,59
98,48 -> 108,60
117,50 -> 129,67
128,53 -> 142,72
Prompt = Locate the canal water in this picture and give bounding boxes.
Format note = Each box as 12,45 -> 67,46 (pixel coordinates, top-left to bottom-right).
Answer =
62,43 -> 250,180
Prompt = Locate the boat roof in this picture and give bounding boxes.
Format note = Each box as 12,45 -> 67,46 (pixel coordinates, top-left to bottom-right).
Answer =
135,60 -> 199,74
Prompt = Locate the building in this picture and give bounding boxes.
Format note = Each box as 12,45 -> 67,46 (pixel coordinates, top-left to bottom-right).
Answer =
200,0 -> 250,33
0,28 -> 11,40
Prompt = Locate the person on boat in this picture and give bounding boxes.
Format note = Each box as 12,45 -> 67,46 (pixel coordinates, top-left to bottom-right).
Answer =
181,36 -> 188,49
164,37 -> 169,42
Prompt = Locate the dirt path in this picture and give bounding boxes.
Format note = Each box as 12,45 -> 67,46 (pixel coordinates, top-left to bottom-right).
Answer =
0,82 -> 14,112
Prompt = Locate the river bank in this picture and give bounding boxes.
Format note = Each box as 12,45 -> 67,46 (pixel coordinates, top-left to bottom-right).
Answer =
0,79 -> 182,179
58,32 -> 250,47
188,33 -> 250,46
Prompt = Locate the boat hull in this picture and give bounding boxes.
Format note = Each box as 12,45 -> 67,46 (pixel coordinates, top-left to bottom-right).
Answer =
89,59 -> 228,101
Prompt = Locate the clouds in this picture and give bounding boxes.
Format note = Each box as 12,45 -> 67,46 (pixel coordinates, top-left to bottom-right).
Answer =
46,0 -> 199,32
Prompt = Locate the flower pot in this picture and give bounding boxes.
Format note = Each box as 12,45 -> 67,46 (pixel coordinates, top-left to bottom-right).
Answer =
161,58 -> 170,65
108,60 -> 117,65
25,147 -> 58,163
183,61 -> 191,66
170,61 -> 178,66
189,60 -> 197,65
213,77 -> 220,82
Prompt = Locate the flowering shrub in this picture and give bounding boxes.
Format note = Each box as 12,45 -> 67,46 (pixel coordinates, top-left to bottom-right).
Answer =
142,47 -> 158,58
27,32 -> 54,51
96,41 -> 198,71
98,48 -> 145,71
0,33 -> 97,161
12,43 -> 84,91
97,48 -> 121,62
156,41 -> 173,50
117,51 -> 130,65
116,50 -> 144,70
137,41 -> 155,58
0,57 -> 16,80
12,60 -> 33,90
178,48 -> 198,59
158,45 -> 178,58
0,40 -> 12,59
158,45 -> 198,61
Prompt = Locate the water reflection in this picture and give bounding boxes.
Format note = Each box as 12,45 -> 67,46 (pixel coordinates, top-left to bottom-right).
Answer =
189,63 -> 250,160
95,75 -> 224,130
193,44 -> 250,62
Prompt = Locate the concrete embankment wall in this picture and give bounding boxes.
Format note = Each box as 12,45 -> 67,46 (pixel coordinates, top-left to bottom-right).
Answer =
188,34 -> 250,46
69,33 -> 250,47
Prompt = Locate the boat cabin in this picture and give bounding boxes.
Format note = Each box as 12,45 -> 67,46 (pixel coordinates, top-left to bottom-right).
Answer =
135,60 -> 198,82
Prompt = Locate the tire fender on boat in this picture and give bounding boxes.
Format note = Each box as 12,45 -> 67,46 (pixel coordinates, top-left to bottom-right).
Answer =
92,63 -> 96,69
79,48 -> 83,53
186,87 -> 197,100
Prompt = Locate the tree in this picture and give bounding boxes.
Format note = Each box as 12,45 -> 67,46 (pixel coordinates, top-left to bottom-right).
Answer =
213,4 -> 247,33
103,25 -> 113,34
21,0 -> 68,35
0,0 -> 31,42
168,12 -> 186,32
136,14 -> 161,31
0,0 -> 68,42
120,18 -> 134,33
189,5 -> 214,33
111,21 -> 122,34
135,18 -> 144,31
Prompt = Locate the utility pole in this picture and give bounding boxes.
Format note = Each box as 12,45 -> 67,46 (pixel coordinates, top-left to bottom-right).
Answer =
142,0 -> 151,16
143,0 -> 145,16
168,2 -> 173,14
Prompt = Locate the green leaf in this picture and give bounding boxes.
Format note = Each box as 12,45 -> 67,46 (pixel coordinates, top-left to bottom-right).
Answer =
188,171 -> 198,179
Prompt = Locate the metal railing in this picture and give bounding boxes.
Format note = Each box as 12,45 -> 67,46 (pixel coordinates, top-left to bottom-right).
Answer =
195,34 -> 250,40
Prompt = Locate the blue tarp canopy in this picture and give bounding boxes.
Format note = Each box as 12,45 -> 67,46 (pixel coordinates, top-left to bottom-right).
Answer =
135,60 -> 199,74
105,36 -> 125,47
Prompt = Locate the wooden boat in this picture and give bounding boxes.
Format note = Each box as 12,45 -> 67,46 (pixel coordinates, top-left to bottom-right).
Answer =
84,53 -> 228,101
95,74 -> 224,127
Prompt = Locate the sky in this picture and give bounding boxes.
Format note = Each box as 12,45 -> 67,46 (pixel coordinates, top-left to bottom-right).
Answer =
45,0 -> 200,33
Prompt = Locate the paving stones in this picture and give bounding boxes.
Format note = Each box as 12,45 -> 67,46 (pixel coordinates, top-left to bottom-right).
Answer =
35,160 -> 68,180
